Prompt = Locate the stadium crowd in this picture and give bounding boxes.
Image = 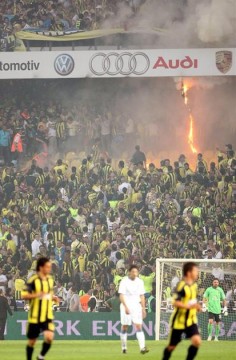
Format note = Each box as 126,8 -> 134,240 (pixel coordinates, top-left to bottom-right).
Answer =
0,0 -> 145,51
0,81 -> 236,313
0,0 -> 144,49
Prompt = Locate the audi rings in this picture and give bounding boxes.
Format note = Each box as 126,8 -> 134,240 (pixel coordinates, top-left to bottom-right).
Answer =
89,52 -> 150,76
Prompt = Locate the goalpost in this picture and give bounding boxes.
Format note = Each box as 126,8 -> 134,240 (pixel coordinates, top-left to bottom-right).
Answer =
155,259 -> 236,341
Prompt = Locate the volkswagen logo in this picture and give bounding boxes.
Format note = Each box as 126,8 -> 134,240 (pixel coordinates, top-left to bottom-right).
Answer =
54,54 -> 74,76
89,52 -> 150,76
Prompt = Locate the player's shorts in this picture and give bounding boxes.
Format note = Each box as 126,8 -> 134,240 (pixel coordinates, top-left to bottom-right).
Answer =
27,321 -> 55,339
120,303 -> 142,326
208,312 -> 221,322
169,324 -> 200,346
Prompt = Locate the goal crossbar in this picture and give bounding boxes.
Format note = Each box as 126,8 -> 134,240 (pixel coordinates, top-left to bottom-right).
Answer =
156,259 -> 236,264
155,258 -> 236,340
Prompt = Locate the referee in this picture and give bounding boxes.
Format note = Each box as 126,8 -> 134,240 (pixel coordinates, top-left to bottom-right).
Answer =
0,289 -> 13,340
22,257 -> 59,360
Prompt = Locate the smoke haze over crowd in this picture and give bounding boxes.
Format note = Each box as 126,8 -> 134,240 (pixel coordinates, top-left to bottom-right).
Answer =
2,75 -> 236,164
1,1 -> 236,163
118,0 -> 236,48
102,0 -> 236,160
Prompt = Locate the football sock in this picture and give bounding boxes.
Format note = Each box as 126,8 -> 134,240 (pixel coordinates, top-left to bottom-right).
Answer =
136,331 -> 145,350
26,345 -> 34,360
215,324 -> 220,337
208,323 -> 213,336
40,342 -> 51,357
162,347 -> 172,360
186,345 -> 198,360
120,331 -> 127,350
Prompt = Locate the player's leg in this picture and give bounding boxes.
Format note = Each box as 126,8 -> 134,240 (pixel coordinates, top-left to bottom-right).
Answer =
0,318 -> 6,340
134,323 -> 149,354
132,306 -> 148,354
162,329 -> 182,360
214,314 -> 221,341
185,324 -> 201,360
37,322 -> 55,360
27,339 -> 37,360
26,324 -> 40,360
215,323 -> 220,341
186,334 -> 201,360
120,304 -> 131,353
207,313 -> 214,341
120,325 -> 128,354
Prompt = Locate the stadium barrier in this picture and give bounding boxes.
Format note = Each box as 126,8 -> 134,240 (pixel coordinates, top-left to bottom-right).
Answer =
5,313 -> 236,340
0,49 -> 235,79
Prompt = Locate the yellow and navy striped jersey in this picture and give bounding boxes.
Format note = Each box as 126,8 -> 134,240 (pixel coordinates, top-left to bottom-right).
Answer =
53,230 -> 65,245
35,174 -> 45,187
170,280 -> 198,330
103,164 -> 112,182
56,121 -> 66,138
87,261 -> 97,277
62,260 -> 73,277
22,274 -> 54,324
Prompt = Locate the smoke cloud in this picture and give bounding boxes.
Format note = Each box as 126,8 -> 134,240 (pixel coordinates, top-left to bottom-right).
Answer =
4,2 -> 236,166
196,0 -> 236,44
113,0 -> 236,48
5,75 -> 235,165
100,0 -> 236,162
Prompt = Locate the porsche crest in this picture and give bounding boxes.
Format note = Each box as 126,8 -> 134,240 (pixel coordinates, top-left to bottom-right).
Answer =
216,51 -> 232,74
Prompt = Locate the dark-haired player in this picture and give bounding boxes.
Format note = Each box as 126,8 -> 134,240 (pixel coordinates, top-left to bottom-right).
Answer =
162,262 -> 202,360
119,265 -> 149,354
22,257 -> 59,360
203,278 -> 227,341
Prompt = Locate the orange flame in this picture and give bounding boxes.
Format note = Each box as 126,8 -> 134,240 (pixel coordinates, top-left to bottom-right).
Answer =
182,84 -> 188,105
182,82 -> 198,154
188,114 -> 197,153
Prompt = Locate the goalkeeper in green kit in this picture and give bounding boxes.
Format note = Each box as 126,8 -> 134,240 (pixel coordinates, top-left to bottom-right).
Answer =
203,278 -> 227,341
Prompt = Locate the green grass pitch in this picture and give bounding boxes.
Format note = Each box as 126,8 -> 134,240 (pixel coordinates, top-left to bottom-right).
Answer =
1,340 -> 235,360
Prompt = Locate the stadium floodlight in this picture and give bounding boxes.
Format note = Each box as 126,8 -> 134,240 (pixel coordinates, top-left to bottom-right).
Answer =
155,258 -> 236,341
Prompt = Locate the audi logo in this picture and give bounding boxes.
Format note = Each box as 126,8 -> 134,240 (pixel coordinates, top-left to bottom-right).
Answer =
54,54 -> 75,76
89,52 -> 150,76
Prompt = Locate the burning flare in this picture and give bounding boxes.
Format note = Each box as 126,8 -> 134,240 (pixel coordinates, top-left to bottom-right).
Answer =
181,81 -> 198,154
188,114 -> 197,154
182,84 -> 188,105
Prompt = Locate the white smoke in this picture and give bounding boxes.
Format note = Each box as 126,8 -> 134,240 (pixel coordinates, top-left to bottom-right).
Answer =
196,0 -> 236,43
123,0 -> 236,47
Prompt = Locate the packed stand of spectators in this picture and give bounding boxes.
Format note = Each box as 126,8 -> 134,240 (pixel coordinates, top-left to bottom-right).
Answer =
0,84 -> 236,313
1,143 -> 236,311
0,0 -> 145,50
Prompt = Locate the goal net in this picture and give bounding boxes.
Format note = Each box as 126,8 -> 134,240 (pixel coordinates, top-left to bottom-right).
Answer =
155,259 -> 236,341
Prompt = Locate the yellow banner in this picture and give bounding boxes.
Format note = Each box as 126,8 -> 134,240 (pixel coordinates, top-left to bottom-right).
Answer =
15,28 -> 125,42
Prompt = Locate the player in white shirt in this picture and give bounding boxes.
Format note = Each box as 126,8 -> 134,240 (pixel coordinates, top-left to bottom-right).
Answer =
118,265 -> 149,354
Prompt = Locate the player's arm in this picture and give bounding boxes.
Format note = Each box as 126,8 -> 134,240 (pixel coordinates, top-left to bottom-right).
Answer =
219,288 -> 226,306
119,294 -> 130,314
221,288 -> 228,314
21,291 -> 44,300
202,288 -> 209,312
222,299 -> 227,307
140,294 -> 147,319
119,279 -> 130,314
173,285 -> 201,311
21,280 -> 44,300
140,279 -> 147,318
21,286 -> 45,300
174,300 -> 200,310
202,297 -> 208,312
52,294 -> 60,304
